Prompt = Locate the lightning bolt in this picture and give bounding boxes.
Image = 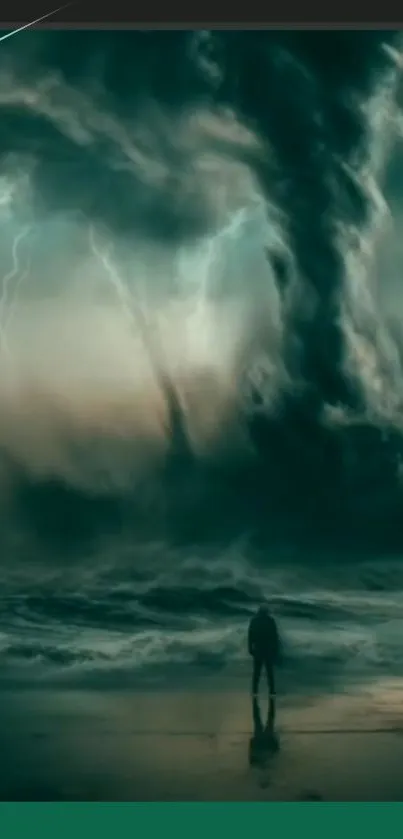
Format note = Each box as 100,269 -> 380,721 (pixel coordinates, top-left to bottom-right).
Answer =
88,225 -> 167,387
0,3 -> 75,45
176,205 -> 250,357
88,208 -> 257,455
0,6 -> 74,361
88,225 -> 138,329
0,225 -> 31,358
88,225 -> 191,455
3,257 -> 31,341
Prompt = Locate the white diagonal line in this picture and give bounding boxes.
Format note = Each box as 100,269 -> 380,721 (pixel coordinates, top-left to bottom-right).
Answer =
0,3 -> 74,44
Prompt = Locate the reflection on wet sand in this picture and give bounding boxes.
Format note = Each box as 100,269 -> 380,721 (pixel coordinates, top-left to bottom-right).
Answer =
249,695 -> 279,767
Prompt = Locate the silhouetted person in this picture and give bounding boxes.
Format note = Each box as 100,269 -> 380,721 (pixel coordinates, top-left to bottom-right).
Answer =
248,604 -> 280,698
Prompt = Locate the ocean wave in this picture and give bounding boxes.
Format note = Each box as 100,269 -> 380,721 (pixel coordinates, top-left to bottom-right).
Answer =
1,610 -> 402,691
1,548 -> 403,690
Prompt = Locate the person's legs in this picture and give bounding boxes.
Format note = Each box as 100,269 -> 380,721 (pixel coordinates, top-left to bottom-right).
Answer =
252,656 -> 262,695
264,660 -> 276,697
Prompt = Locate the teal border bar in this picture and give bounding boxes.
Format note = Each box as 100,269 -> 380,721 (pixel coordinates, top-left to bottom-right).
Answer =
2,803 -> 403,836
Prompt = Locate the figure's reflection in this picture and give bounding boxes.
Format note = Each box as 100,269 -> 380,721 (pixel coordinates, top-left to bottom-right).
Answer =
249,695 -> 279,766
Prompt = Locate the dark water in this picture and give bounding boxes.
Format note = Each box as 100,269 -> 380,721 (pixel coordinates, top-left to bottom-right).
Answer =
1,540 -> 403,691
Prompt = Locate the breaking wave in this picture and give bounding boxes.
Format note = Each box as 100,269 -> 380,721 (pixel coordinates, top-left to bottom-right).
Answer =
1,541 -> 403,691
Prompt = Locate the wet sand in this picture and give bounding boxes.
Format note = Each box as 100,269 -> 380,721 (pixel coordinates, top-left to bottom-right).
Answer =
1,683 -> 403,800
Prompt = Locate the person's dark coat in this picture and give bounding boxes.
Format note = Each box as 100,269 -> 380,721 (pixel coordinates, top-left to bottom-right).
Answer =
248,610 -> 280,662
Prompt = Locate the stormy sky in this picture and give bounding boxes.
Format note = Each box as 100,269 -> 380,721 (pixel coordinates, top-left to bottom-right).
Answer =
1,30 -> 403,549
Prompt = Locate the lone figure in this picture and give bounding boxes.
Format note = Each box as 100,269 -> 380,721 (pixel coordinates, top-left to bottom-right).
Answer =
248,604 -> 280,697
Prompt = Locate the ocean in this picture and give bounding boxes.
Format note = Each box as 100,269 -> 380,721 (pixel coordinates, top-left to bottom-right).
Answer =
1,537 -> 403,693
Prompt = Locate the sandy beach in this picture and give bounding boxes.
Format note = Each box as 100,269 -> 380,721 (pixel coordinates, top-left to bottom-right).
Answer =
2,682 -> 403,800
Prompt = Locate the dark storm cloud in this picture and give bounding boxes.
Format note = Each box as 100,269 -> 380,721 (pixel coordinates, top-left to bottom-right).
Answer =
2,30 -> 400,405
0,31 -> 262,244
1,30 -> 403,551
214,31 -> 402,409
